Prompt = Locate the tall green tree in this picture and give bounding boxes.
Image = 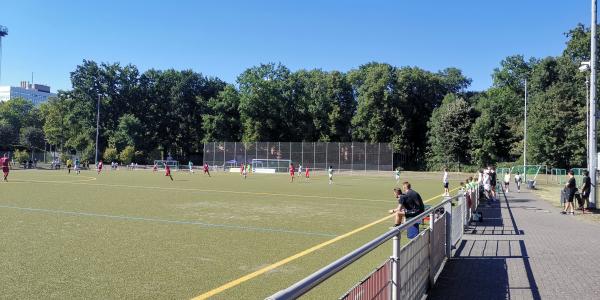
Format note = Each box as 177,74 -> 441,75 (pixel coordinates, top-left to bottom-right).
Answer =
426,94 -> 474,170
19,126 -> 45,158
202,85 -> 241,142
238,63 -> 294,141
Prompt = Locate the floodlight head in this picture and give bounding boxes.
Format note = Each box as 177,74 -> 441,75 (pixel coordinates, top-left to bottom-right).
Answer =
0,25 -> 7,37
580,64 -> 591,72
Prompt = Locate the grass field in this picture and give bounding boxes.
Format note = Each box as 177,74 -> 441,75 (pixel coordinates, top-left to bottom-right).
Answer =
0,169 -> 456,299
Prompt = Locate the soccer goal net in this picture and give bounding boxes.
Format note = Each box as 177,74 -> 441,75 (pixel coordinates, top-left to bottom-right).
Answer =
510,165 -> 542,181
154,160 -> 179,170
251,159 -> 291,173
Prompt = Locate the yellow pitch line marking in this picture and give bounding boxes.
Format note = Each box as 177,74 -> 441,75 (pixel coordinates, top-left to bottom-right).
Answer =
191,187 -> 460,299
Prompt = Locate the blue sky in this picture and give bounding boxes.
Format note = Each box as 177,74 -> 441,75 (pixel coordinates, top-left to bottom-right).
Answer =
0,0 -> 591,92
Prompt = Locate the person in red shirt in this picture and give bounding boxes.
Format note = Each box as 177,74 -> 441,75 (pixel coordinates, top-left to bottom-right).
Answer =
305,166 -> 310,181
203,163 -> 211,177
97,160 -> 103,174
1,153 -> 10,181
165,164 -> 173,181
289,163 -> 295,183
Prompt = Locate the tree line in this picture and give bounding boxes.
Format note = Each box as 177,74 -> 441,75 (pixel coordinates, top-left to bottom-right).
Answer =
0,24 -> 595,170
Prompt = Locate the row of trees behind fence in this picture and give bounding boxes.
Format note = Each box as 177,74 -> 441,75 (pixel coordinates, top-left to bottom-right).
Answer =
0,24 -> 595,170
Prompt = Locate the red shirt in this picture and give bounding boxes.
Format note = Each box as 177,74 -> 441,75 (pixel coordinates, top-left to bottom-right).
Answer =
1,157 -> 8,168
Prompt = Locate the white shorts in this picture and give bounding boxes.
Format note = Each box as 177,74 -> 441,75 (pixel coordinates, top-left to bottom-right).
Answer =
484,184 -> 491,191
395,175 -> 399,180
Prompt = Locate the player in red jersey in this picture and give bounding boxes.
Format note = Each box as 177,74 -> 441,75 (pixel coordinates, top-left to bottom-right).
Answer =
165,164 -> 173,181
97,160 -> 103,174
241,163 -> 248,179
305,166 -> 310,181
289,163 -> 295,183
1,153 -> 10,181
203,163 -> 211,177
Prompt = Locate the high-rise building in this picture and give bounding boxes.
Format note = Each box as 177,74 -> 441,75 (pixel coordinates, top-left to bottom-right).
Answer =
0,81 -> 57,105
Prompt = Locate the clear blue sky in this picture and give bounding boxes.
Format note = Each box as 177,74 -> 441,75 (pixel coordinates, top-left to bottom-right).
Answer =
0,0 -> 591,92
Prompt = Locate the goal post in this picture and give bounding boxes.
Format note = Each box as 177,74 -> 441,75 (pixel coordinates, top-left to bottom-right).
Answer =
251,159 -> 291,173
154,160 -> 179,170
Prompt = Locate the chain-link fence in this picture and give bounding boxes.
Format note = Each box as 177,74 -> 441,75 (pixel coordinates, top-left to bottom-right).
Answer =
203,142 -> 393,172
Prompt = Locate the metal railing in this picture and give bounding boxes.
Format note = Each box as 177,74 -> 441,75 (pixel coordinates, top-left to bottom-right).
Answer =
267,192 -> 472,300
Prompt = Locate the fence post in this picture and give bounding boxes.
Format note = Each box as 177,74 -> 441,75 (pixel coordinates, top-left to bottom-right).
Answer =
338,142 -> 341,172
364,142 -> 367,172
378,143 -> 381,173
351,142 -> 354,173
313,143 -> 316,169
391,234 -> 401,300
301,142 -> 304,166
212,142 -> 215,166
445,200 -> 452,258
428,211 -> 435,288
325,142 -> 328,170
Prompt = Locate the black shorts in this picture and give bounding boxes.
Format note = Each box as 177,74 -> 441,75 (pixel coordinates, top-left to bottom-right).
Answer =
443,182 -> 449,189
567,191 -> 576,202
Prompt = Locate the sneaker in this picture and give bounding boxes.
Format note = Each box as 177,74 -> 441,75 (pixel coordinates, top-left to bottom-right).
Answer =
560,211 -> 567,215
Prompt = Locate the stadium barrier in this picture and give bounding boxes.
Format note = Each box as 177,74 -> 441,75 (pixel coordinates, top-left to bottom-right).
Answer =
267,191 -> 476,300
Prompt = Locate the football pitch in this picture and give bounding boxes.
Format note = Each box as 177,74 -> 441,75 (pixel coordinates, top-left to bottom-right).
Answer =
0,169 -> 452,299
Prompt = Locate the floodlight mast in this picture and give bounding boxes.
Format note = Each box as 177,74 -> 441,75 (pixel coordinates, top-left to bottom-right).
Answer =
0,25 -> 8,85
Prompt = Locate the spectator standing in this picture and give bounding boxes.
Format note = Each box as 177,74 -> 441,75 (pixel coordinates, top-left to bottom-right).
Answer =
442,168 -> 450,196
562,170 -> 576,215
579,170 -> 592,212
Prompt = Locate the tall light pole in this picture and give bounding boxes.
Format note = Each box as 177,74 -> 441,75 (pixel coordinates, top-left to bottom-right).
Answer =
95,92 -> 100,166
580,62 -> 591,162
524,78 -> 527,181
589,0 -> 597,209
0,25 -> 8,84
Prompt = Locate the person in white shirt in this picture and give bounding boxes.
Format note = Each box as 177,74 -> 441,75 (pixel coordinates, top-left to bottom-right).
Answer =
503,172 -> 511,193
514,172 -> 522,192
483,169 -> 491,200
442,168 -> 449,196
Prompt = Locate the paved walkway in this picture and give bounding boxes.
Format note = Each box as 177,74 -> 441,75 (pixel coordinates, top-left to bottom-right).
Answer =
428,188 -> 600,300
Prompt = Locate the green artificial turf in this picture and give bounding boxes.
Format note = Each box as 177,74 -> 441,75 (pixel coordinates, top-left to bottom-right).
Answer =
0,169 -> 452,299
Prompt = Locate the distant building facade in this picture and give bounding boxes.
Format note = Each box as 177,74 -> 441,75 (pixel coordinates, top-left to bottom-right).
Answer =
0,81 -> 57,105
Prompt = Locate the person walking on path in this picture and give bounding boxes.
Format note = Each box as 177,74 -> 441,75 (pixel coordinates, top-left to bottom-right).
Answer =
562,170 -> 576,215
489,166 -> 497,200
514,172 -> 522,192
503,171 -> 511,193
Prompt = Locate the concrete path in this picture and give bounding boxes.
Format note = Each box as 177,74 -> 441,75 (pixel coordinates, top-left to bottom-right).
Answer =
428,188 -> 600,300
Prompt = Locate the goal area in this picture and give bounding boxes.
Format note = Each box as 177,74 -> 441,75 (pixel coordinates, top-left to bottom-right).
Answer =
154,160 -> 179,170
251,159 -> 291,173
